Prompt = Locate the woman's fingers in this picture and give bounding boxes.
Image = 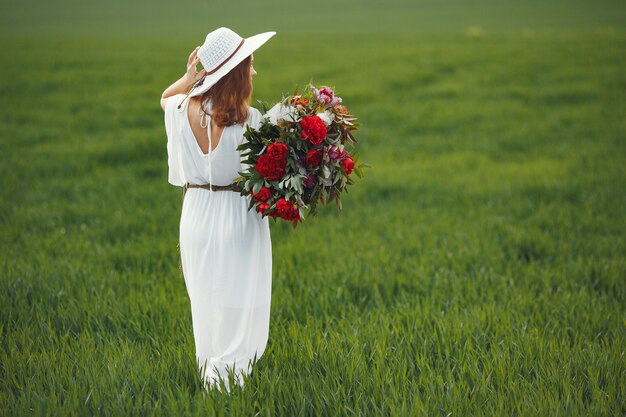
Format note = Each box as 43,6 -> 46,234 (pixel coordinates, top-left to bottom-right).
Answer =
188,57 -> 201,75
187,46 -> 200,65
186,54 -> 205,82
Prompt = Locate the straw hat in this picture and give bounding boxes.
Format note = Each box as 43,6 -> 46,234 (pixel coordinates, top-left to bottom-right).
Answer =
188,27 -> 276,98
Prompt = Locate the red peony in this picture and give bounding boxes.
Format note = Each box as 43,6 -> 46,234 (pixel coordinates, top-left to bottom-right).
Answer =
256,143 -> 289,181
266,142 -> 288,161
252,186 -> 272,202
276,198 -> 300,221
305,149 -> 323,167
342,156 -> 354,175
255,154 -> 285,180
300,116 -> 327,146
256,203 -> 270,215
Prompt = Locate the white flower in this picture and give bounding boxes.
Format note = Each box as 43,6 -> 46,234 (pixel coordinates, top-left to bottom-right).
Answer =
316,110 -> 335,126
263,103 -> 298,124
319,165 -> 332,186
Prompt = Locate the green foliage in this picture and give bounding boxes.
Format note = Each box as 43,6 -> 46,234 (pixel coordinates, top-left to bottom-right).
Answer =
237,86 -> 362,226
1,0 -> 626,415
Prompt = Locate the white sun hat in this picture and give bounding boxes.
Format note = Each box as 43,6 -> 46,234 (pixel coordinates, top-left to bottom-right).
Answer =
188,27 -> 276,98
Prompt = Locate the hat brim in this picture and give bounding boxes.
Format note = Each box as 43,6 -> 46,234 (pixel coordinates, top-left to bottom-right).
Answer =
188,31 -> 276,98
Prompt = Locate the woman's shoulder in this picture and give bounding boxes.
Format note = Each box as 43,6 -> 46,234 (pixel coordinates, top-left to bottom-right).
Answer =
247,105 -> 262,119
164,94 -> 188,119
246,106 -> 263,129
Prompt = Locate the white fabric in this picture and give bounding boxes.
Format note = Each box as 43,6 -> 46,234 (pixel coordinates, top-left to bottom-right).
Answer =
164,94 -> 271,392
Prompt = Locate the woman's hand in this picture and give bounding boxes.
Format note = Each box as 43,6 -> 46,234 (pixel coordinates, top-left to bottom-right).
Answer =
185,47 -> 207,84
160,47 -> 208,111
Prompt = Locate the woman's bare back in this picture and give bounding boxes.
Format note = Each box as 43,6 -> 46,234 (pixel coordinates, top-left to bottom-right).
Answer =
187,97 -> 224,155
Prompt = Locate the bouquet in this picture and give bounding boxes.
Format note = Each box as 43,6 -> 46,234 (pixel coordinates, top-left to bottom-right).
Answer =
236,84 -> 365,228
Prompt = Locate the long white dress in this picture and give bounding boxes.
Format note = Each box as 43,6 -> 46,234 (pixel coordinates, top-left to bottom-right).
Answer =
164,93 -> 272,392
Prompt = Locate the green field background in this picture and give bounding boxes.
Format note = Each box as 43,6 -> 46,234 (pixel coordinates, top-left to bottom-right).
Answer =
1,0 -> 625,416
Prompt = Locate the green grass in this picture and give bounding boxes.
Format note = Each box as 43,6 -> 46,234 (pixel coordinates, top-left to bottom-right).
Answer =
1,0 -> 625,415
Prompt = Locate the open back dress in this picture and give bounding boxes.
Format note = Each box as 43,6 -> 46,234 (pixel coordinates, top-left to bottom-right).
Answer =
164,93 -> 272,391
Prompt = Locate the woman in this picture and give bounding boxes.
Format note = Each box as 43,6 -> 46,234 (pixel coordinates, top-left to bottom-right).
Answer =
160,27 -> 276,392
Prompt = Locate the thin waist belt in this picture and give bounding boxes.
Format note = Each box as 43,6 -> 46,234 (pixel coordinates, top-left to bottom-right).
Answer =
183,182 -> 242,193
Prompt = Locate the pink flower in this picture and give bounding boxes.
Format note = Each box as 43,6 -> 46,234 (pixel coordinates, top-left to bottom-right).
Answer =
316,87 -> 334,104
326,145 -> 347,163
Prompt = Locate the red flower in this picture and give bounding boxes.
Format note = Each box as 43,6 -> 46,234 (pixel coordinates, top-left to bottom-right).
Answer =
252,186 -> 272,202
342,156 -> 354,175
305,149 -> 323,167
303,172 -> 317,188
255,155 -> 285,180
276,198 -> 300,221
266,142 -> 288,161
300,116 -> 327,146
256,143 -> 289,181
335,105 -> 348,114
327,145 -> 347,163
290,96 -> 310,107
316,87 -> 334,104
257,203 -> 270,215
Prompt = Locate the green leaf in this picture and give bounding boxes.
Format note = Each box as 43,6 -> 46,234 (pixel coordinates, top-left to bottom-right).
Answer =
292,176 -> 304,194
253,179 -> 264,194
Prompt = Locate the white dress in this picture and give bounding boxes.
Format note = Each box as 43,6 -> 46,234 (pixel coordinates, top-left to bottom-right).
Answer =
164,93 -> 272,391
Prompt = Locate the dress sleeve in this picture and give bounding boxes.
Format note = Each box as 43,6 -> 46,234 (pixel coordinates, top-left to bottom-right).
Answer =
249,106 -> 263,130
164,94 -> 187,187
239,107 -> 263,146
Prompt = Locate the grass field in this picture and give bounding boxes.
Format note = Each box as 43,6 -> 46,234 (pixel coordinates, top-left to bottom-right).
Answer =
1,0 -> 625,416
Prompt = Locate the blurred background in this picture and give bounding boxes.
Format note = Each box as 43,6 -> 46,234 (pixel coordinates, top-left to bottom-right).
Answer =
3,0 -> 626,36
1,0 -> 624,416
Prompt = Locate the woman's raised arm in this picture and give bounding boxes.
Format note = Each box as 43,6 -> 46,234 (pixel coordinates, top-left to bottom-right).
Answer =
160,47 -> 207,110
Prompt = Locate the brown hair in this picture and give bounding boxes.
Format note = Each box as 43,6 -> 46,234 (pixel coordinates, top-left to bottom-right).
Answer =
200,55 -> 252,127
